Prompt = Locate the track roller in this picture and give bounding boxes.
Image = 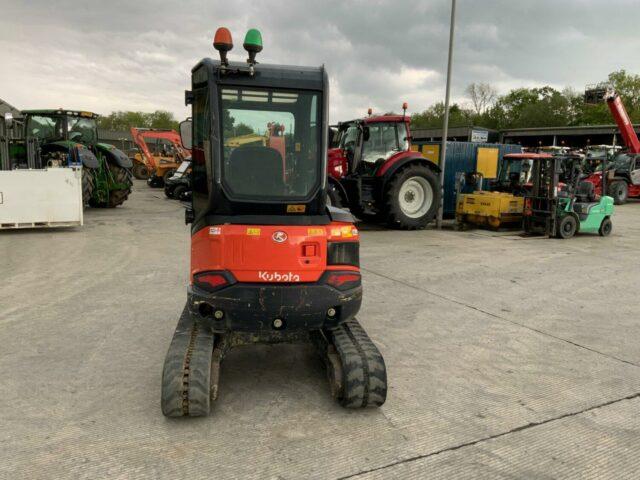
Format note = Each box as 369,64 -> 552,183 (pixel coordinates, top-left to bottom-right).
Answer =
315,318 -> 387,408
161,306 -> 225,417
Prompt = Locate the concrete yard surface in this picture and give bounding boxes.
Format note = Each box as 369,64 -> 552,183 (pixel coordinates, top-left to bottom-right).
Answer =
1,182 -> 639,479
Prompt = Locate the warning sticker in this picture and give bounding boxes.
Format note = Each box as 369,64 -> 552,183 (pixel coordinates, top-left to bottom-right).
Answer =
209,227 -> 221,235
308,228 -> 324,236
246,228 -> 261,236
287,204 -> 305,213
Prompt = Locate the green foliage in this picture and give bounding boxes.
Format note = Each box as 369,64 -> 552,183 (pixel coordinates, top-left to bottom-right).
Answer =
97,110 -> 179,131
411,102 -> 474,129
233,123 -> 255,136
411,69 -> 640,131
491,86 -> 573,129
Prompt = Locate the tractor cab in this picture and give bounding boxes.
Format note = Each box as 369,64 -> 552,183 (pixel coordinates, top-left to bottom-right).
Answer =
331,113 -> 411,177
326,106 -> 440,229
523,153 -> 613,238
490,153 -> 534,194
17,110 -> 101,170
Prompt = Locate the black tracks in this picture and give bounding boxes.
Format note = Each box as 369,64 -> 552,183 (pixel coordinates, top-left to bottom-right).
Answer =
161,310 -> 387,416
161,306 -> 214,417
328,318 -> 387,408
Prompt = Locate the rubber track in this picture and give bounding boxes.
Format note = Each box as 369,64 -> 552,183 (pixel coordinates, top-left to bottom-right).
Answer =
330,318 -> 387,408
161,306 -> 214,417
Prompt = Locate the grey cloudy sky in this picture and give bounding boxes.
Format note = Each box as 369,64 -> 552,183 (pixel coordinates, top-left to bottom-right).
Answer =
1,0 -> 639,122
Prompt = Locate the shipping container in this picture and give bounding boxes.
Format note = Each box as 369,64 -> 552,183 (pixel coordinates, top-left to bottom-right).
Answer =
411,141 -> 522,217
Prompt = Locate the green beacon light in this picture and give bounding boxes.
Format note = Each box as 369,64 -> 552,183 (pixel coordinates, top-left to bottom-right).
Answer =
243,28 -> 263,66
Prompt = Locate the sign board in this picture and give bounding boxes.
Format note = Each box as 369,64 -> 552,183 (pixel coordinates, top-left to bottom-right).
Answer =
470,129 -> 489,143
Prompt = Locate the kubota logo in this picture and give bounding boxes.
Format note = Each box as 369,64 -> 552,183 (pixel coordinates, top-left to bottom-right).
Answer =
272,231 -> 288,243
258,271 -> 300,282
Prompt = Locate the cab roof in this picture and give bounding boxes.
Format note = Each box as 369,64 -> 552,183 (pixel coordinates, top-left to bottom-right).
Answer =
196,58 -> 326,91
22,109 -> 99,119
363,115 -> 409,124
504,153 -> 554,159
338,115 -> 410,128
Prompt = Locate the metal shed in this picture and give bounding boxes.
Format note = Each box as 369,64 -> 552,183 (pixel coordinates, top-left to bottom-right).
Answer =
412,140 -> 522,217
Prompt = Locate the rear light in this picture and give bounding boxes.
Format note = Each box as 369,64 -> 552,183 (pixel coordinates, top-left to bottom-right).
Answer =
193,271 -> 234,292
324,271 -> 361,291
327,241 -> 359,267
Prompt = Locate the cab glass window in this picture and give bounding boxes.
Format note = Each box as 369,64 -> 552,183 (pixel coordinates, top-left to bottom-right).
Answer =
220,87 -> 321,201
362,122 -> 401,163
67,117 -> 97,144
28,115 -> 63,142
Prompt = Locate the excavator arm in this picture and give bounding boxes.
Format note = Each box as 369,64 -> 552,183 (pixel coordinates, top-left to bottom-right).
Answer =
130,127 -> 191,171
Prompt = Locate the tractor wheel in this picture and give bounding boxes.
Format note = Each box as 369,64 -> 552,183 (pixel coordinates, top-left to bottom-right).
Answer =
132,161 -> 149,180
164,183 -> 175,199
385,165 -> 439,230
173,185 -> 187,200
608,181 -> 628,205
599,217 -> 613,237
556,215 -> 577,239
327,183 -> 346,208
107,165 -> 133,208
81,168 -> 95,207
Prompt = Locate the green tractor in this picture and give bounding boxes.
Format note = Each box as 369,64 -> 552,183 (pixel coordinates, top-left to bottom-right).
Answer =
13,109 -> 133,207
523,153 -> 614,239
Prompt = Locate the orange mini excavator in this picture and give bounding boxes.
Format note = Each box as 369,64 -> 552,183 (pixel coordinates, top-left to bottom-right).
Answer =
160,27 -> 387,417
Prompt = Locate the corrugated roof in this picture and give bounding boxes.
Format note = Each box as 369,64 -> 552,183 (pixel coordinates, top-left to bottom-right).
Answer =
0,98 -> 20,116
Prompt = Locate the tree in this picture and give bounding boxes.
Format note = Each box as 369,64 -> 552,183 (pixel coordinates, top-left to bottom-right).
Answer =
488,86 -> 572,129
97,110 -> 179,131
465,83 -> 497,115
576,70 -> 640,125
233,123 -> 255,136
409,70 -> 640,132
411,102 -> 474,129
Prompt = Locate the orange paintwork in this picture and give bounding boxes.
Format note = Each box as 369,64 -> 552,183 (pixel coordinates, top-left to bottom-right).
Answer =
213,27 -> 233,48
130,127 -> 191,177
191,222 -> 359,284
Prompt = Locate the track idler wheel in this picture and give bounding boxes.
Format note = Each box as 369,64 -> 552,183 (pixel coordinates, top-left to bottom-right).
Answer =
321,318 -> 387,408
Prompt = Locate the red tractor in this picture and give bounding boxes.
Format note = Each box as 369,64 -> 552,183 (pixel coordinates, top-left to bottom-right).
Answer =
583,84 -> 640,204
327,107 -> 441,229
161,28 -> 387,416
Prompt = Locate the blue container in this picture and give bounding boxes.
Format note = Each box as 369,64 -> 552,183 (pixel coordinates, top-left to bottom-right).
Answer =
414,141 -> 522,217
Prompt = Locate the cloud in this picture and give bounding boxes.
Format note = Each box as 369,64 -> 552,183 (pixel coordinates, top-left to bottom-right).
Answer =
0,0 -> 639,123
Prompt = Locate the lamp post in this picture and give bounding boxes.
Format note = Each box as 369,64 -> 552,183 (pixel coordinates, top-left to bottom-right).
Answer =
436,0 -> 457,229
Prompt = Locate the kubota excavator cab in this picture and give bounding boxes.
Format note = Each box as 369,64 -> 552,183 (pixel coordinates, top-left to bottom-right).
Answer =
161,28 -> 387,417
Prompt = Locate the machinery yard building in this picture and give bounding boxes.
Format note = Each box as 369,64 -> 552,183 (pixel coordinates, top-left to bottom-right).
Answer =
412,123 -> 640,148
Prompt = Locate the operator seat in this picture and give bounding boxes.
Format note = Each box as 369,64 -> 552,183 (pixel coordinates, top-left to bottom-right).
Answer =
227,145 -> 285,197
573,181 -> 599,220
